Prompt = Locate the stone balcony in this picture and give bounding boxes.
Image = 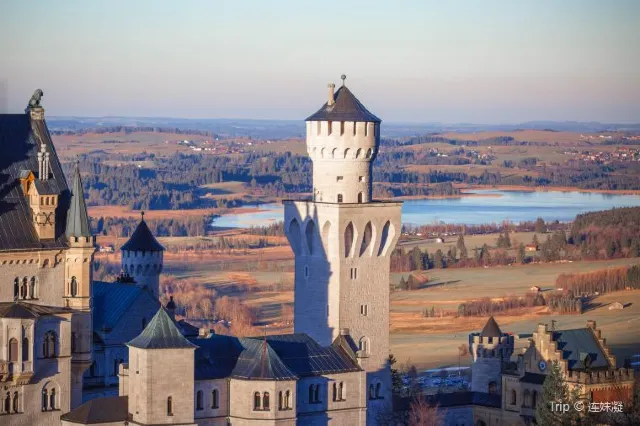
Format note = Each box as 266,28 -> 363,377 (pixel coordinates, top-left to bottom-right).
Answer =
0,360 -> 34,384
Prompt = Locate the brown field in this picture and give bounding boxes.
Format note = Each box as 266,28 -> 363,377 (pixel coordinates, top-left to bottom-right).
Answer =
438,130 -> 616,144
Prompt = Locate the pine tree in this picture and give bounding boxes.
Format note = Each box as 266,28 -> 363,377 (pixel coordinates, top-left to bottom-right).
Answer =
535,217 -> 547,234
433,249 -> 445,268
536,361 -> 582,426
410,247 -> 424,271
456,234 -> 466,251
399,276 -> 408,291
388,354 -> 403,397
517,243 -> 526,264
532,234 -> 540,248
504,230 -> 512,248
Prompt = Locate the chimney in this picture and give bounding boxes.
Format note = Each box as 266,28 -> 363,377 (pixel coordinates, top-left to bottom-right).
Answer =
327,83 -> 335,106
166,296 -> 176,320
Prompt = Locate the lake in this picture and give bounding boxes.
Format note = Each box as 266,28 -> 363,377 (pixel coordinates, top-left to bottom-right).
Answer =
210,190 -> 640,228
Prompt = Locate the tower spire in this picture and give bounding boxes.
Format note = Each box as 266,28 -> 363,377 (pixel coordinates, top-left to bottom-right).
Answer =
66,160 -> 92,239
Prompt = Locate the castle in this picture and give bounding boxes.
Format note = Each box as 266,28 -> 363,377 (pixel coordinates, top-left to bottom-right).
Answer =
428,317 -> 636,425
1,86 -> 636,426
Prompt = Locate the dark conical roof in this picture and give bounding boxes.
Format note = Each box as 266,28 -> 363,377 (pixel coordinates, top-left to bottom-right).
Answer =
65,161 -> 92,238
481,316 -> 503,338
306,85 -> 381,123
128,307 -> 197,349
120,214 -> 164,252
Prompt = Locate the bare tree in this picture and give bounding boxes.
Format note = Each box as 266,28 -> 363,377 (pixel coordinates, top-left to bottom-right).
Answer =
409,397 -> 444,426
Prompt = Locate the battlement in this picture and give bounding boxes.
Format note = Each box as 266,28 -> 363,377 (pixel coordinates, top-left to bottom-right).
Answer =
469,332 -> 515,359
566,367 -> 635,385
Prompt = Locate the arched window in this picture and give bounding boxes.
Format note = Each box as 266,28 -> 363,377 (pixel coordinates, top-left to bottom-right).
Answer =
357,192 -> 363,203
314,384 -> 320,403
278,391 -> 283,410
8,338 -> 18,362
167,396 -> 173,416
344,148 -> 350,159
359,337 -> 369,355
254,392 -> 261,410
378,221 -> 393,256
21,277 -> 28,299
14,278 -> 19,301
12,391 -> 18,413
332,383 -> 337,401
305,220 -> 315,255
369,384 -> 375,400
337,193 -> 343,203
366,148 -> 372,159
344,222 -> 354,257
22,338 -> 29,362
30,277 -> 36,299
308,385 -> 314,403
288,218 -> 302,255
285,390 -> 290,409
43,331 -> 57,358
338,382 -> 345,400
523,389 -> 531,407
375,383 -> 382,399
70,276 -> 78,297
4,392 -> 10,413
356,148 -> 362,158
488,381 -> 497,394
196,390 -> 203,410
532,390 -> 538,409
511,389 -> 517,405
359,221 -> 373,256
42,389 -> 48,411
211,389 -> 219,409
263,392 -> 270,410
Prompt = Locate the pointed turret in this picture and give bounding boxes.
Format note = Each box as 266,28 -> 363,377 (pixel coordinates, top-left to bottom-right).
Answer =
128,307 -> 196,349
480,316 -> 503,338
66,161 -> 92,239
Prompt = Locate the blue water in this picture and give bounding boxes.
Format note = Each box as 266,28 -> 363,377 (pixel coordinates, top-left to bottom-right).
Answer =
210,190 -> 640,228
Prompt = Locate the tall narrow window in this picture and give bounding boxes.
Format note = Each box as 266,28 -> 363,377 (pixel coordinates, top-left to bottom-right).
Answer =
340,121 -> 344,135
263,392 -> 270,410
332,383 -> 337,401
14,278 -> 19,301
22,338 -> 29,362
338,382 -> 345,400
314,384 -> 320,403
337,194 -> 343,203
71,333 -> 77,354
8,338 -> 18,362
167,396 -> 173,416
369,384 -> 375,400
212,389 -> 219,409
511,389 -> 517,405
21,277 -> 28,299
278,391 -> 283,410
308,385 -> 314,403
254,392 -> 261,410
70,276 -> 78,297
196,390 -> 203,410
357,192 -> 363,203
49,389 -> 55,410
41,389 -> 48,411
375,383 -> 382,399
285,390 -> 291,409
30,277 -> 36,299
12,391 -> 18,413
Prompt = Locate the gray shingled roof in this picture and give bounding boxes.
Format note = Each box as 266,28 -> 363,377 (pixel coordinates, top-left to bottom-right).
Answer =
193,333 -> 361,381
93,281 -> 160,331
480,316 -> 503,338
0,302 -> 69,319
60,396 -> 128,424
0,113 -> 70,251
552,328 -> 610,371
66,161 -> 91,238
128,307 -> 197,349
306,85 -> 381,123
120,217 -> 165,252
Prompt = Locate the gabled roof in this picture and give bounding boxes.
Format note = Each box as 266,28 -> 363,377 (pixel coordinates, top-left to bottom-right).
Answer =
193,333 -> 362,381
92,281 -> 160,331
551,328 -> 610,371
61,396 -> 128,424
480,316 -> 503,338
120,216 -> 164,252
306,85 -> 381,123
0,113 -> 70,251
128,307 -> 197,349
66,161 -> 91,238
0,301 -> 69,319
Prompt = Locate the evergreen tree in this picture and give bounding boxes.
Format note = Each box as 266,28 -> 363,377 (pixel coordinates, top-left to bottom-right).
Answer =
535,217 -> 547,233
433,249 -> 445,268
532,234 -> 540,247
399,276 -> 408,291
536,361 -> 582,426
504,230 -> 512,248
388,354 -> 403,397
456,234 -> 466,251
410,247 -> 424,271
517,243 -> 526,264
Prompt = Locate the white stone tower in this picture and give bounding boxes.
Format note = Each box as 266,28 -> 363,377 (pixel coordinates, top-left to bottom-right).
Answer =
469,316 -> 514,394
120,212 -> 165,299
284,76 -> 402,424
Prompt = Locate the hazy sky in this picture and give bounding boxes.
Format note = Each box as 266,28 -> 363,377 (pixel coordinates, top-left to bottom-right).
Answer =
2,0 -> 639,123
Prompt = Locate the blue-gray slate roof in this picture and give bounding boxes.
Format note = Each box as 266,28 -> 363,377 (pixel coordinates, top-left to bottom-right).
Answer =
0,113 -> 71,251
92,281 -> 160,331
193,333 -> 361,381
66,161 -> 91,238
120,218 -> 165,252
128,307 -> 197,349
306,85 -> 381,123
552,328 -> 610,371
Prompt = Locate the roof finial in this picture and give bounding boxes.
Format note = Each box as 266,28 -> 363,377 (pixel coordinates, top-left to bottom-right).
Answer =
141,210 -> 145,222
341,74 -> 346,86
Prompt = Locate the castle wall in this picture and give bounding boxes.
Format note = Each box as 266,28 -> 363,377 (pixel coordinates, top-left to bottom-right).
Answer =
122,250 -> 163,298
0,251 -> 66,307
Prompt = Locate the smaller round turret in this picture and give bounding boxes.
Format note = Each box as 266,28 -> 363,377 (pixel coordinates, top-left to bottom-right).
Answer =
469,316 -> 514,394
120,212 -> 165,299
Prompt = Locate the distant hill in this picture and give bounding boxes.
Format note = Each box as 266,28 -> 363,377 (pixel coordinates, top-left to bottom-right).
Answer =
47,116 -> 640,140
